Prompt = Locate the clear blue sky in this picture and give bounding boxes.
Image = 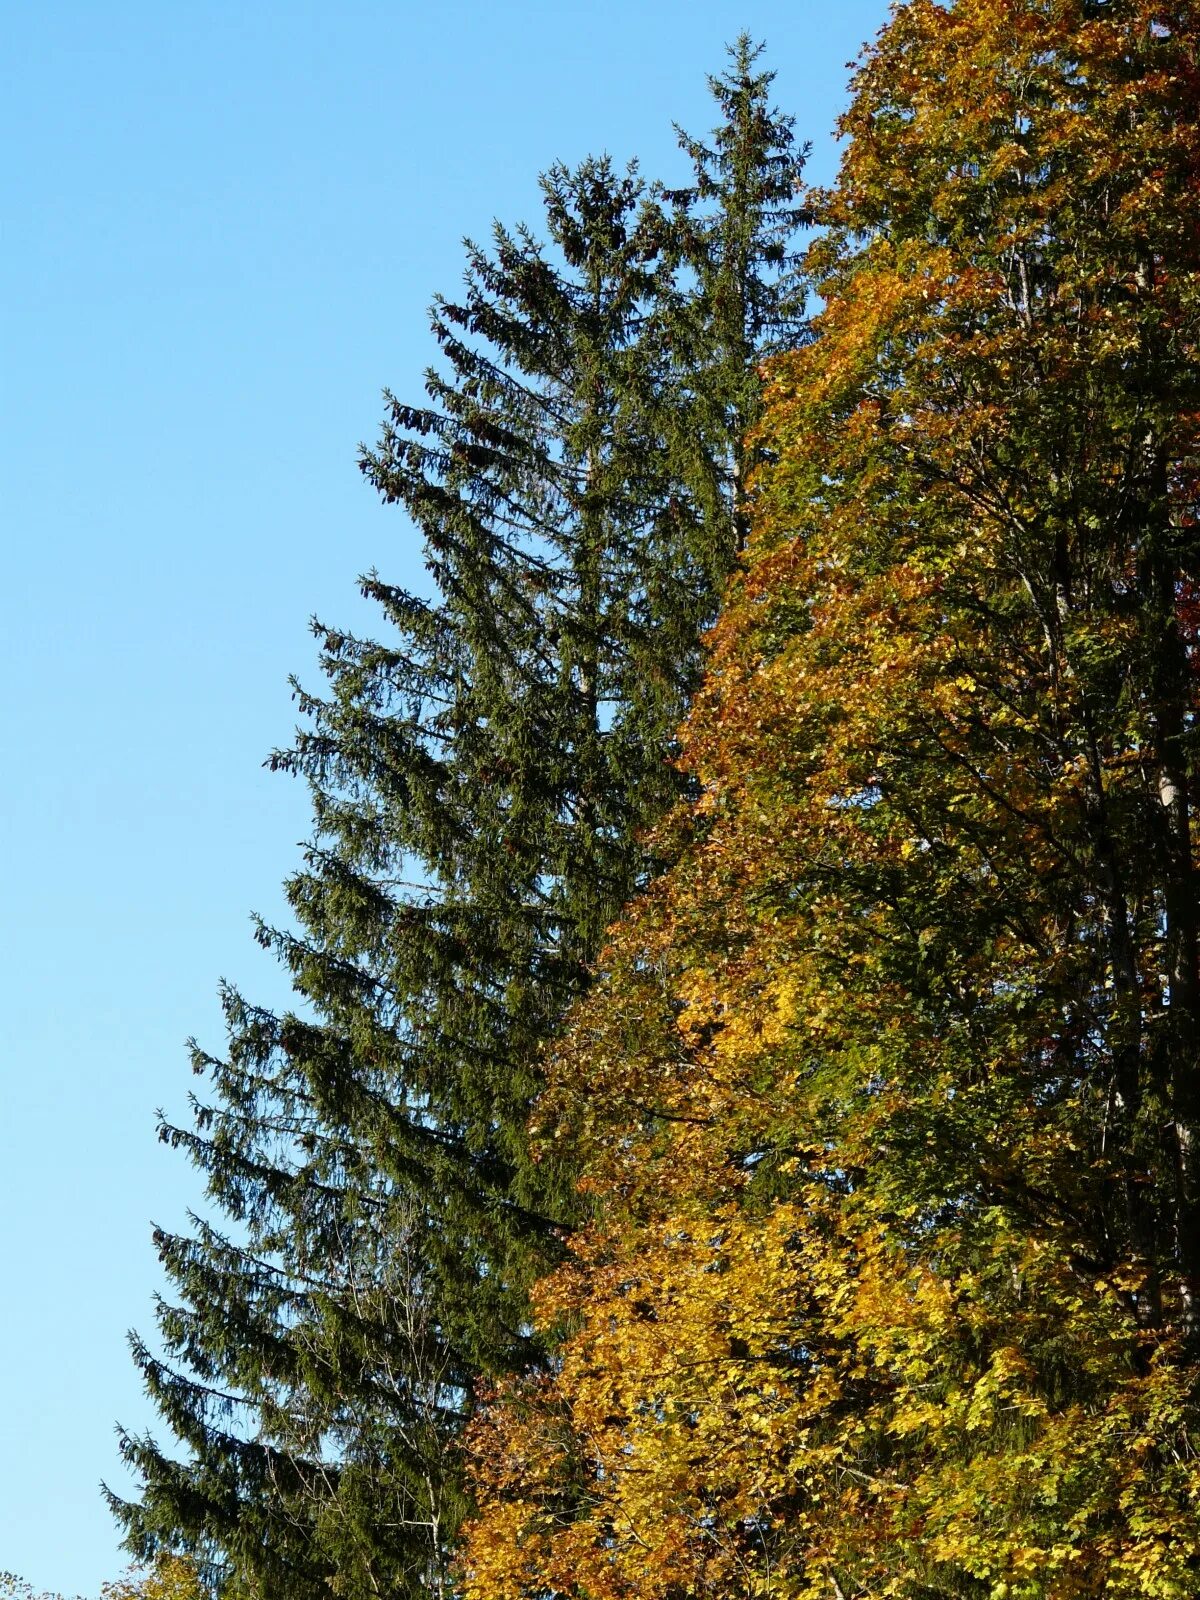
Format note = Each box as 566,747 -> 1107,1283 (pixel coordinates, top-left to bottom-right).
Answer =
1,2 -> 888,1590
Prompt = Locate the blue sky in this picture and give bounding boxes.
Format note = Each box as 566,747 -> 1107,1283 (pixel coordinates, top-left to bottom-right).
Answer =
1,2 -> 888,1590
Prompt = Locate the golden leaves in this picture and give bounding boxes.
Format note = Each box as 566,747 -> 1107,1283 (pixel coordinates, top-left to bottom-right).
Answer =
461,4 -> 1200,1596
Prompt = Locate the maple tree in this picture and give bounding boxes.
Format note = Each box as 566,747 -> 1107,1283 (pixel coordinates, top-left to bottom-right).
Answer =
0,1559 -> 202,1600
100,1561 -> 204,1600
461,4 -> 1200,1597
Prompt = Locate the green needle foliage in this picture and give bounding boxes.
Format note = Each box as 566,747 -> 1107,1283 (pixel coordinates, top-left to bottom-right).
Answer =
110,44 -> 808,1600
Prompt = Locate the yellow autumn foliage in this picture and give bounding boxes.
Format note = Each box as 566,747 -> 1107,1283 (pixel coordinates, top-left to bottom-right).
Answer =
462,3 -> 1200,1597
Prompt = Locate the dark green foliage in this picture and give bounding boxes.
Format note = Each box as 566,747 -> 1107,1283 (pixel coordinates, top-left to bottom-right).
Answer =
111,48 -> 808,1599
661,34 -> 811,549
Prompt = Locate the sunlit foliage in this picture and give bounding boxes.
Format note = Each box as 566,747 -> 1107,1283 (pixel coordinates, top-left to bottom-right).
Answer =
461,4 -> 1200,1596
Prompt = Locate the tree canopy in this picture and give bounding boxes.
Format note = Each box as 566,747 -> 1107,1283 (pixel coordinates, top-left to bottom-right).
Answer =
109,8 -> 1200,1597
460,4 -> 1200,1596
112,41 -> 808,1600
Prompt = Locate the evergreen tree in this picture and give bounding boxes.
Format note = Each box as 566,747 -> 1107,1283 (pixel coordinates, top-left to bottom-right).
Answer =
660,33 -> 810,550
111,57 -> 807,1600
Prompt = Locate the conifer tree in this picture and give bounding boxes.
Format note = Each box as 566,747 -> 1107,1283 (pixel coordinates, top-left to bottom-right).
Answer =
112,56 -> 808,1600
661,34 -> 810,550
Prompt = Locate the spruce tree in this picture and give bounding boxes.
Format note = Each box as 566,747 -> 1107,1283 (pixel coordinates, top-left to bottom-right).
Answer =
111,55 -> 807,1599
660,34 -> 810,551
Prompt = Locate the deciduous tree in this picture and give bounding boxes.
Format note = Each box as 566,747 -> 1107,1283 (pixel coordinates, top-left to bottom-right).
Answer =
462,5 -> 1200,1596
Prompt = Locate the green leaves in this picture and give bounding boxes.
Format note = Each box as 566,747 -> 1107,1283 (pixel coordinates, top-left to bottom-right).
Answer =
460,5 -> 1200,1597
